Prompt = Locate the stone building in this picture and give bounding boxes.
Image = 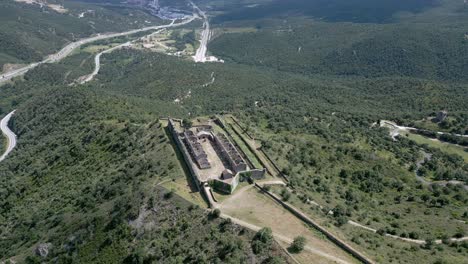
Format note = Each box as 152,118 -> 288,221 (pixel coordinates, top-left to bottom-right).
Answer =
183,130 -> 211,169
214,133 -> 248,173
168,118 -> 265,196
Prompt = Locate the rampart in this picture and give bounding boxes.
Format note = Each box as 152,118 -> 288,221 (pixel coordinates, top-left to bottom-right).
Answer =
255,183 -> 375,264
168,120 -> 201,190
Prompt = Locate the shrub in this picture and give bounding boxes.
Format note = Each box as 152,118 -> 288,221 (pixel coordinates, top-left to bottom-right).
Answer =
252,227 -> 273,254
288,236 -> 306,253
377,229 -> 386,236
281,189 -> 291,201
211,209 -> 221,219
164,190 -> 174,199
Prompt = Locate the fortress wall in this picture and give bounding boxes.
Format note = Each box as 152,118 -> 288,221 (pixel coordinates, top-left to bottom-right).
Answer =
168,120 -> 201,191
255,183 -> 375,264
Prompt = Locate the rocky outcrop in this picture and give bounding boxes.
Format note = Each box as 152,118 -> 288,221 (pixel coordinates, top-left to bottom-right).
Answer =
35,243 -> 52,258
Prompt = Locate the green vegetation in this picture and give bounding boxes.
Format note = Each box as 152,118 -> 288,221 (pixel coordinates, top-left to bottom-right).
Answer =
0,53 -> 289,262
252,227 -> 274,254
0,1 -> 161,69
1,0 -> 467,263
403,133 -> 468,163
288,236 -> 306,253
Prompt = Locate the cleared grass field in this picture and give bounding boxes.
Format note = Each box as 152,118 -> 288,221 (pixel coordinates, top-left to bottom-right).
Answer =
220,186 -> 359,264
403,133 -> 468,162
160,177 -> 208,208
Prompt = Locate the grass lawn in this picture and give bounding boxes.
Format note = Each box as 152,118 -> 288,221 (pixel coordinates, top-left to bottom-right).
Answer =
276,240 -> 341,264
160,177 -> 208,208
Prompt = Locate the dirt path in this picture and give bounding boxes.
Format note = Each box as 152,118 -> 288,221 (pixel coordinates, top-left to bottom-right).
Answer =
222,213 -> 353,264
348,220 -> 468,244
219,187 -> 358,264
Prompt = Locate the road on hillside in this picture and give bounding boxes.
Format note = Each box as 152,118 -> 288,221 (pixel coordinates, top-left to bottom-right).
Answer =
0,17 -> 196,85
381,120 -> 468,138
0,110 -> 17,162
190,1 -> 222,63
191,1 -> 210,62
79,41 -> 132,84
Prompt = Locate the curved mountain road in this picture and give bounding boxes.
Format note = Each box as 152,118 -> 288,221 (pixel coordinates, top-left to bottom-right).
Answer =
0,17 -> 195,85
79,41 -> 132,84
0,110 -> 17,162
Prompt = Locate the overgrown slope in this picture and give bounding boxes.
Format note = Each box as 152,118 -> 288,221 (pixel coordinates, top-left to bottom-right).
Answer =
0,87 -> 288,263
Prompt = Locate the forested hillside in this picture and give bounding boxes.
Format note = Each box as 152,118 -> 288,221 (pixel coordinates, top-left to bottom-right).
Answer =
212,0 -> 438,24
210,19 -> 468,81
0,1 -> 161,70
0,0 -> 467,263
0,84 -> 288,263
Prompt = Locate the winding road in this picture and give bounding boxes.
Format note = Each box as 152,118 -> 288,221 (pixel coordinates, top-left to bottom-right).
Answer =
0,110 -> 17,162
79,41 -> 132,84
0,17 -> 196,85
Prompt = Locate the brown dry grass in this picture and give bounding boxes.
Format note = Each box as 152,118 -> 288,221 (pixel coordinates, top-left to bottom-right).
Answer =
220,187 -> 358,264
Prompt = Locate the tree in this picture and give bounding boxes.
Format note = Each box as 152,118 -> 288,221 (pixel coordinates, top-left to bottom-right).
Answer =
255,227 -> 273,244
182,119 -> 193,128
281,188 -> 291,201
211,208 -> 221,219
252,227 -> 273,254
164,190 -> 174,199
288,236 -> 306,253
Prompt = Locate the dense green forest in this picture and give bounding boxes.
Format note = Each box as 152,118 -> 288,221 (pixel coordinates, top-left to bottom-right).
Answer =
211,0 -> 438,24
210,18 -> 468,81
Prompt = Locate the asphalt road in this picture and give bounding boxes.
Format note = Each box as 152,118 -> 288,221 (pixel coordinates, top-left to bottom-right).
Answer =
80,41 -> 132,84
0,110 -> 17,162
191,1 -> 210,62
0,17 -> 196,85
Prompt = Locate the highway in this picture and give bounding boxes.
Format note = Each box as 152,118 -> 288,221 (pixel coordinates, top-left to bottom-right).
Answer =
191,1 -> 212,63
0,17 -> 196,85
0,110 -> 17,162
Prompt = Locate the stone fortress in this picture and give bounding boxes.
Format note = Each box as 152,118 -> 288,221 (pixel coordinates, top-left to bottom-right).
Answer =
168,118 -> 265,197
